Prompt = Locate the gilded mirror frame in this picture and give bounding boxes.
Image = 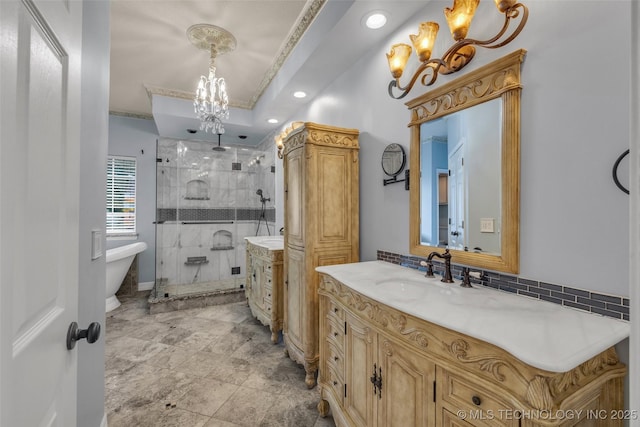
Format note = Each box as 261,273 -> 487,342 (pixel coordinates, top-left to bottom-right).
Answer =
407,49 -> 525,273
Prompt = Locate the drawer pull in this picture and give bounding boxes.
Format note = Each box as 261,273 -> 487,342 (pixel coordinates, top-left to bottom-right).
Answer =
472,395 -> 482,406
334,332 -> 339,337
334,356 -> 339,361
333,381 -> 338,386
334,308 -> 339,313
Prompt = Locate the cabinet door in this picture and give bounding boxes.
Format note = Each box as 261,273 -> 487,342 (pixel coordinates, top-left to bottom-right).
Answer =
250,255 -> 264,308
312,146 -> 357,247
284,246 -> 305,350
285,147 -> 304,248
344,312 -> 376,427
378,336 -> 436,427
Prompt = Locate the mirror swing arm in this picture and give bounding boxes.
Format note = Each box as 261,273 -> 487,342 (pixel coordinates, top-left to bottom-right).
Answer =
383,169 -> 410,189
407,49 -> 525,274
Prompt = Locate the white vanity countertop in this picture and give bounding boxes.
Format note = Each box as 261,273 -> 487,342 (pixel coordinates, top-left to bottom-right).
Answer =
316,261 -> 630,373
245,235 -> 284,251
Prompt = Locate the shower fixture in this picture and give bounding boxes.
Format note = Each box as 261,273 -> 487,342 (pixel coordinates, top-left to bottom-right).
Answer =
255,189 -> 271,236
212,133 -> 226,152
256,188 -> 270,204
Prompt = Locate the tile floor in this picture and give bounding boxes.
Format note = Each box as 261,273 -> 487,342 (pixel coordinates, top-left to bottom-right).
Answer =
105,292 -> 336,427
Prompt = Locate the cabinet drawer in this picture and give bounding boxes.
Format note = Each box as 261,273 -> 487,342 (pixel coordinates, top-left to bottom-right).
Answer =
327,299 -> 344,322
440,368 -> 518,427
323,364 -> 344,406
441,408 -> 474,427
264,282 -> 273,304
265,273 -> 273,289
326,316 -> 345,350
326,339 -> 344,375
263,301 -> 273,314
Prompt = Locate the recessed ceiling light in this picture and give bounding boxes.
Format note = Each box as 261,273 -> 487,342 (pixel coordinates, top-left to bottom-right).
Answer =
238,135 -> 247,139
293,91 -> 307,98
186,128 -> 197,134
364,11 -> 387,29
268,118 -> 279,124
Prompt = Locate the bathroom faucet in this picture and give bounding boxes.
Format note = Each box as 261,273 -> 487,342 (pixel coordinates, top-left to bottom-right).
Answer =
423,249 -> 454,283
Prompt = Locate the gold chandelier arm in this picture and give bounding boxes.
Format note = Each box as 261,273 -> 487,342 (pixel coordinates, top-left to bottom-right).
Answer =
459,3 -> 528,50
386,3 -> 528,99
440,3 -> 527,61
388,61 -> 444,99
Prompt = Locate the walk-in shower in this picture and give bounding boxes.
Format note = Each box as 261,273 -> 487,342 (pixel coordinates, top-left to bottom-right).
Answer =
152,137 -> 275,310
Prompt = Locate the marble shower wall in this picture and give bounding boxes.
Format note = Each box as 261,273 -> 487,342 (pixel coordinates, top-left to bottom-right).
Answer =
155,138 -> 276,295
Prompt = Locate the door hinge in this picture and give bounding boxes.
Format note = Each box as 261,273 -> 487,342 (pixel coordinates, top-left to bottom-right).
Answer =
344,321 -> 347,335
433,381 -> 436,402
344,383 -> 347,398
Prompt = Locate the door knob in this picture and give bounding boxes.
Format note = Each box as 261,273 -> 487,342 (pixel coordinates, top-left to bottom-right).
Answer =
66,321 -> 101,350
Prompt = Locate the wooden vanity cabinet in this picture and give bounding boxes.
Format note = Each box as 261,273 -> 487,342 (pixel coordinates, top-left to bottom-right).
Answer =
317,274 -> 626,427
282,122 -> 359,388
245,239 -> 283,343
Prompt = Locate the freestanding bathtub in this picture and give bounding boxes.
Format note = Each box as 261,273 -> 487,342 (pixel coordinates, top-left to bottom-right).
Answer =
105,242 -> 147,312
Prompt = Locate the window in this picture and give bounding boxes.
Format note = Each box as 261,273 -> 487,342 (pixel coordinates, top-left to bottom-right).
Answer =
106,156 -> 136,235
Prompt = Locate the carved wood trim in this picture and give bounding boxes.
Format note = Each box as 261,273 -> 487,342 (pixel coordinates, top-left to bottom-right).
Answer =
406,49 -> 526,125
318,272 -> 627,417
247,243 -> 283,262
408,49 -> 524,273
283,122 -> 360,156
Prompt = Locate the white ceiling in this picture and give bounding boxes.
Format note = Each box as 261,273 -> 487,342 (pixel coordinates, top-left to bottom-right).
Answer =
109,0 -> 427,147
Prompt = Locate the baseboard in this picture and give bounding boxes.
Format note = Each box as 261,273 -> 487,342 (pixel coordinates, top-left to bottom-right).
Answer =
137,281 -> 154,291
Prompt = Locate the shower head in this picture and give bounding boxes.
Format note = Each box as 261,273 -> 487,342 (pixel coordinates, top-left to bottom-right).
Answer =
256,189 -> 263,196
212,133 -> 226,152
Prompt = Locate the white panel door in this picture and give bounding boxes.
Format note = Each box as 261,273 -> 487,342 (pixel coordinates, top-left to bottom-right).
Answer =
1,0 -> 84,425
448,144 -> 465,250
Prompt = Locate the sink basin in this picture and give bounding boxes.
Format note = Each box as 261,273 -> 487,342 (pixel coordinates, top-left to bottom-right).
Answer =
246,236 -> 284,250
374,277 -> 461,297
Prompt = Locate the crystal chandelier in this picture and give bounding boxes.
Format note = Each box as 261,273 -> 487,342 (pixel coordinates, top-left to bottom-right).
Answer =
188,24 -> 236,134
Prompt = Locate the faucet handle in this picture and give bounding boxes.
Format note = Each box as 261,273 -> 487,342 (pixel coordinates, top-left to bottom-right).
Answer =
419,260 -> 435,277
461,267 -> 472,288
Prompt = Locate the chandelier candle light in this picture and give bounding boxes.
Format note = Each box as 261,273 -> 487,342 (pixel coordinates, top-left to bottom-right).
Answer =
386,0 -> 528,99
188,24 -> 236,134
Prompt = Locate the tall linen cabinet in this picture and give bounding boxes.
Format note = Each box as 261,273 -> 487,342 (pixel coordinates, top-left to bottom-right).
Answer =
282,122 -> 360,388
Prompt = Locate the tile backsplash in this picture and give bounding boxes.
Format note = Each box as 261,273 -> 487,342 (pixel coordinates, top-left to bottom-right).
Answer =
377,250 -> 629,321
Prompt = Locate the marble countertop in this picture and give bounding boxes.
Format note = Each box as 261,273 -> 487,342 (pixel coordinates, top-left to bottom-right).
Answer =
316,261 -> 630,373
245,235 -> 284,251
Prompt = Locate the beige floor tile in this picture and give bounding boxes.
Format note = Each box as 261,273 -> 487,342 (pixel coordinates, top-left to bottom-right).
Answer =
105,294 -> 335,427
175,377 -> 239,416
211,386 -> 278,426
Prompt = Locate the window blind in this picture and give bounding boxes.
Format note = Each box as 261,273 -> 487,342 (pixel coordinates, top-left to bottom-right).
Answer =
106,156 -> 136,234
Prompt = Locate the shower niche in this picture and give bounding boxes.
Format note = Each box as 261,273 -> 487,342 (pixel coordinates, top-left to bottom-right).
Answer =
152,138 -> 276,312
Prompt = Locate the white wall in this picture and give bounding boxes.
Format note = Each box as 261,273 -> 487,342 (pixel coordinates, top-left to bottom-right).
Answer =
276,0 -> 631,297
108,116 -> 159,285
77,1 -> 109,425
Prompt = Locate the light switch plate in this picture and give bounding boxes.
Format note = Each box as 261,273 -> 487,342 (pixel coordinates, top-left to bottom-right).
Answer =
91,229 -> 103,260
480,218 -> 494,233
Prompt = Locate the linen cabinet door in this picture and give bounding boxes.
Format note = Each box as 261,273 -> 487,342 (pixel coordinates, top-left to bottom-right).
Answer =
284,246 -> 305,352
284,146 -> 304,248
377,336 -> 436,427
344,312 -> 376,427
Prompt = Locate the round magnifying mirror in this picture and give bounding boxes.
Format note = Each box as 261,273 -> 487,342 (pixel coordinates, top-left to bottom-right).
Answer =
381,143 -> 406,177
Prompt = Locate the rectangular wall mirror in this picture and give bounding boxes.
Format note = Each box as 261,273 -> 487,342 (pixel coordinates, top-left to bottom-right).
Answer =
408,50 -> 526,273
